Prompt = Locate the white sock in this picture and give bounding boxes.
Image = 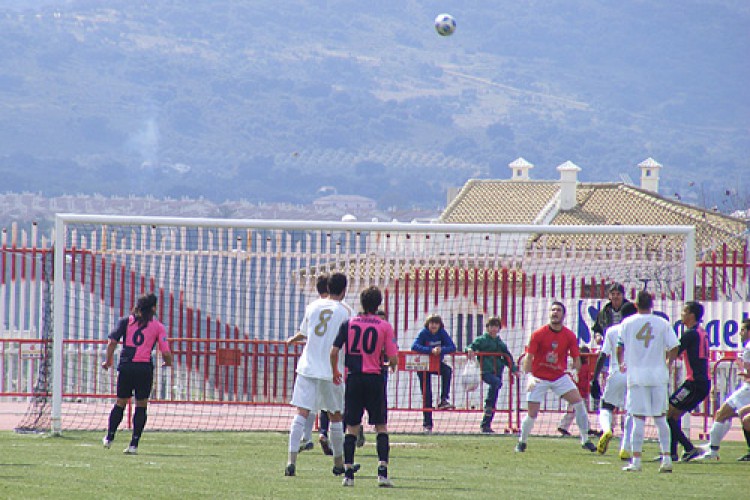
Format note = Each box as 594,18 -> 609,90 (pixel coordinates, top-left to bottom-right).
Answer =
329,420 -> 345,459
573,401 -> 589,442
654,415 -> 670,454
621,413 -> 633,452
631,417 -> 645,453
288,414 -> 306,461
599,408 -> 613,434
302,412 -> 315,443
709,419 -> 732,449
520,415 -> 535,442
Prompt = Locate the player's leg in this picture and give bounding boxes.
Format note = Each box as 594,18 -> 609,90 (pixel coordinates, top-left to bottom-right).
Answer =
739,404 -> 750,461
559,380 -> 595,451
517,379 -> 547,452
124,364 -> 154,454
299,411 -> 315,451
437,362 -> 453,408
318,410 -> 333,455
287,375 -> 315,475
623,386 -> 648,471
697,401 -> 740,461
619,412 -> 634,460
368,375 -> 393,487
624,415 -> 646,471
105,366 -> 134,448
557,403 -> 574,433
652,385 -> 673,470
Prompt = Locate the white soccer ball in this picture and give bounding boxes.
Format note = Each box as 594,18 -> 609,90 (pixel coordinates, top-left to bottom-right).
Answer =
434,13 -> 456,37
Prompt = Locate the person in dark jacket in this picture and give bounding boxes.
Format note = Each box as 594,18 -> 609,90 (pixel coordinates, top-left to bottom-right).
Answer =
411,314 -> 456,432
466,316 -> 518,433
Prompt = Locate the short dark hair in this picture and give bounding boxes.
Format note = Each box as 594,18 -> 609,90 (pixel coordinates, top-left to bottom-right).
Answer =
359,286 -> 382,314
327,272 -> 347,296
424,314 -> 444,329
741,318 -> 750,330
315,274 -> 329,296
684,301 -> 704,323
551,301 -> 566,315
608,283 -> 625,294
486,316 -> 502,329
636,291 -> 653,310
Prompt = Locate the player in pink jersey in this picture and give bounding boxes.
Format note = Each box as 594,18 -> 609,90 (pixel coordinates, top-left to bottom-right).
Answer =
102,293 -> 173,454
331,286 -> 399,487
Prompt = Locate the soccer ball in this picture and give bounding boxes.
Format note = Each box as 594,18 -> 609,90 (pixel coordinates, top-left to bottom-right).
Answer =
434,13 -> 456,36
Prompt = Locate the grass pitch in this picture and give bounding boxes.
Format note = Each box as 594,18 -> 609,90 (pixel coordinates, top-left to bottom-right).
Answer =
0,431 -> 746,499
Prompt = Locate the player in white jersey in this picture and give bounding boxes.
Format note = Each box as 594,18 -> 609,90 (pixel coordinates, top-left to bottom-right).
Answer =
617,291 -> 679,473
592,306 -> 636,457
695,318 -> 750,461
285,272 -> 351,477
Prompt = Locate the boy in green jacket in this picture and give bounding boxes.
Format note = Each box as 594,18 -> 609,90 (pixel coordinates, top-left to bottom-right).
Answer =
467,316 -> 519,433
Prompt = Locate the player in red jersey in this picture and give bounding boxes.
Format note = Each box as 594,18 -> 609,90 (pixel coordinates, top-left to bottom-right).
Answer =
515,301 -> 596,453
331,286 -> 399,487
101,293 -> 173,454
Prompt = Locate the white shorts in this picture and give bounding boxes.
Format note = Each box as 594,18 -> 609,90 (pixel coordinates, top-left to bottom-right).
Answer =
725,384 -> 750,411
290,374 -> 344,414
626,385 -> 668,417
527,374 -> 577,403
602,371 -> 627,408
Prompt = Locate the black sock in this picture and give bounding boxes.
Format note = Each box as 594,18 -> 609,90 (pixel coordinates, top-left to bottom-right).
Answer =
107,405 -> 124,440
344,433 -> 356,466
668,417 -> 691,455
376,432 -> 389,463
130,406 -> 147,447
744,428 -> 750,450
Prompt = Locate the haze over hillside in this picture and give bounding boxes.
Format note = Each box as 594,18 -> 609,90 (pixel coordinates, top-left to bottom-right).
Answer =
0,0 -> 747,213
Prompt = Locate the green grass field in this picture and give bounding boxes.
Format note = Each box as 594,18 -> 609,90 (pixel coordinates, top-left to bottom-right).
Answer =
0,431 -> 746,499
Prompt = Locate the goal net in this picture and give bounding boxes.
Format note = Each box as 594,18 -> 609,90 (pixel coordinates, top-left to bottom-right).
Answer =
27,215 -> 695,437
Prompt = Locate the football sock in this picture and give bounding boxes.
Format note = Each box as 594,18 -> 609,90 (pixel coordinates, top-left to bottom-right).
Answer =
621,413 -> 633,451
709,419 -> 732,449
106,404 -> 125,440
330,420 -> 345,459
599,408 -> 613,434
343,433 -> 356,466
744,428 -> 750,449
654,415 -> 670,455
288,414 -> 306,456
558,408 -> 573,431
319,411 -> 330,436
130,406 -> 147,448
631,417 -> 645,454
668,416 -> 692,454
519,415 -> 535,442
376,432 -> 389,463
302,412 -> 315,443
573,401 -> 590,442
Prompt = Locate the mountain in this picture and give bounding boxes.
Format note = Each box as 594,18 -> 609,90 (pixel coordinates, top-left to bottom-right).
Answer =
0,0 -> 747,212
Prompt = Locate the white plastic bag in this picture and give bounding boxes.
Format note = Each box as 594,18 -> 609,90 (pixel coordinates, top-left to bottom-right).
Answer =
460,359 -> 481,392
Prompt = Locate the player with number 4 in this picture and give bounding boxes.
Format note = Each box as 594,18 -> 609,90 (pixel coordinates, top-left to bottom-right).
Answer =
617,291 -> 679,473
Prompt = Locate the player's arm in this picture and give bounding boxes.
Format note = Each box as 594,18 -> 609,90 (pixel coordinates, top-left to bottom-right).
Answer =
102,339 -> 118,370
330,345 -> 342,384
522,351 -> 533,374
666,345 -> 679,364
590,352 -> 607,399
286,332 -> 306,344
616,344 -> 624,368
571,356 -> 582,372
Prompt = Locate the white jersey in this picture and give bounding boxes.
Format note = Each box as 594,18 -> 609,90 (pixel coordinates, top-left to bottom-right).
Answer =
741,342 -> 750,388
296,298 -> 352,380
601,323 -> 622,375
618,313 -> 678,387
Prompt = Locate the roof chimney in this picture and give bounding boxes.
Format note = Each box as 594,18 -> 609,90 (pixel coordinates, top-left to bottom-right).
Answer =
557,160 -> 581,210
508,157 -> 533,180
638,157 -> 662,193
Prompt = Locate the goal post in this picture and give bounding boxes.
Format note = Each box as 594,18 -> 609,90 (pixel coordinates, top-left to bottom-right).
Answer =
46,214 -> 695,435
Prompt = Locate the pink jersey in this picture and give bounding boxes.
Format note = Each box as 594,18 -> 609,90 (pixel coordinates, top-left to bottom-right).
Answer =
110,315 -> 171,366
333,314 -> 398,375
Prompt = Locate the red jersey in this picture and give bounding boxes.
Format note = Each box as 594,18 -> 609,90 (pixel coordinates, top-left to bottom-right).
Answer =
527,324 -> 580,381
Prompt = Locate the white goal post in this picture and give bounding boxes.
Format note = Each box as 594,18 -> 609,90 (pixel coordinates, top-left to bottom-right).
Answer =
49,214 -> 695,435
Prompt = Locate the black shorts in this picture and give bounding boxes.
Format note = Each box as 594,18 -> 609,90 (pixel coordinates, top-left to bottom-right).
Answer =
669,379 -> 710,412
344,373 -> 387,427
116,363 -> 155,400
